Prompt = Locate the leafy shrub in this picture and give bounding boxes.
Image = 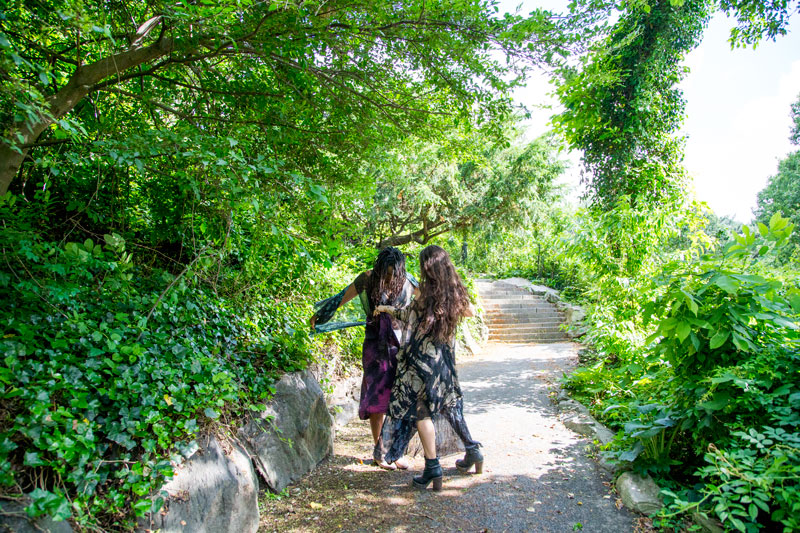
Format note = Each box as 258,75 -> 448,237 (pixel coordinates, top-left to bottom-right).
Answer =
575,214 -> 800,531
0,202 -> 317,528
696,427 -> 800,532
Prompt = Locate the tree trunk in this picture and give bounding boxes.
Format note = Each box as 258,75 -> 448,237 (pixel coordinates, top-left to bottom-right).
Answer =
0,20 -> 171,195
378,231 -> 423,249
461,238 -> 468,265
537,243 -> 542,279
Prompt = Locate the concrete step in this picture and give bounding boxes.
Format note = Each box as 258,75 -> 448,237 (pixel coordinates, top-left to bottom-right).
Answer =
487,323 -> 564,331
490,331 -> 565,339
480,294 -> 545,300
483,301 -> 555,310
484,308 -> 558,316
484,310 -> 563,319
489,324 -> 564,333
486,317 -> 563,324
489,333 -> 569,343
486,319 -> 563,326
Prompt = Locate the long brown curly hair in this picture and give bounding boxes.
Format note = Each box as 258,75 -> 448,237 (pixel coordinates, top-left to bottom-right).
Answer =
415,245 -> 470,343
368,247 -> 407,308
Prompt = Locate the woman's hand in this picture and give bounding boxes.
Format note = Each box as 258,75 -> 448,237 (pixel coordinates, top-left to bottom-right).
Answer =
374,305 -> 395,316
309,314 -> 317,330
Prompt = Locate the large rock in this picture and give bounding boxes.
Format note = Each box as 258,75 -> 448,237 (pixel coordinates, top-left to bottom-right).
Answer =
137,435 -> 259,533
616,472 -> 663,515
458,321 -> 483,356
562,413 -> 616,445
558,399 -> 591,416
0,499 -> 73,533
239,369 -> 333,493
559,303 -> 586,326
325,375 -> 361,428
557,397 -> 616,445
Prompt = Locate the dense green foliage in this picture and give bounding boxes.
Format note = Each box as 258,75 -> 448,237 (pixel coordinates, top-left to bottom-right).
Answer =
0,190 -> 352,527
549,7 -> 800,532
3,0 -> 799,530
0,1 -> 593,527
557,206 -> 800,532
553,0 -> 709,208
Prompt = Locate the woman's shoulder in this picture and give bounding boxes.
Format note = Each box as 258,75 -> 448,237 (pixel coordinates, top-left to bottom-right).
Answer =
354,270 -> 372,293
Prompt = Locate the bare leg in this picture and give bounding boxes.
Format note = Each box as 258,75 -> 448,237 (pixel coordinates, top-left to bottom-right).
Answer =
416,417 -> 437,460
370,413 -> 397,470
369,413 -> 385,445
413,417 -> 443,490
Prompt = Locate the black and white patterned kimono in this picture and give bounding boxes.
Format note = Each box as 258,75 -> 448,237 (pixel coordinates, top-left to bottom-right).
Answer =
375,305 -> 480,463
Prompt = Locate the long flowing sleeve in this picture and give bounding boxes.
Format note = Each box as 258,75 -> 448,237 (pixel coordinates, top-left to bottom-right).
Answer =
312,286 -> 366,334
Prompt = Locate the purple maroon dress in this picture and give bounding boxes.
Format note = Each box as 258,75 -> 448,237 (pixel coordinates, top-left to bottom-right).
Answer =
353,272 -> 417,419
313,272 -> 417,420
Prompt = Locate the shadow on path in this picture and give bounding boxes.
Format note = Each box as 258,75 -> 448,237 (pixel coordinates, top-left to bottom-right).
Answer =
259,342 -> 636,533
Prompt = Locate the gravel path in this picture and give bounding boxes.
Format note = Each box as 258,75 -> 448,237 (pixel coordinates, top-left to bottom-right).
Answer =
260,342 -> 638,532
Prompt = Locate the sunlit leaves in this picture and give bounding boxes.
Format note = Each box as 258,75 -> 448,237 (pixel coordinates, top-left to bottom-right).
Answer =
553,0 -> 709,208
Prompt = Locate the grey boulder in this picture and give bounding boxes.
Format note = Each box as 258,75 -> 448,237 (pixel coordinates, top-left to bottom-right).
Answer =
326,375 -> 361,428
0,499 -> 73,533
239,369 -> 333,493
137,435 -> 259,533
616,472 -> 663,515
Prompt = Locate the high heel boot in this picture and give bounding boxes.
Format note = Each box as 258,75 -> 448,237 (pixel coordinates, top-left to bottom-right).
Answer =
412,457 -> 443,491
456,445 -> 484,474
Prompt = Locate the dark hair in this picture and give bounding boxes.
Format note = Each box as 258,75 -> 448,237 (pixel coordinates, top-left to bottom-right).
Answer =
415,245 -> 470,343
368,247 -> 407,307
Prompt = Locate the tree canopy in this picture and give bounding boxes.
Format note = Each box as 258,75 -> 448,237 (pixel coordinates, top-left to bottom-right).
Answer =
365,128 -> 565,248
553,0 -> 709,209
0,0 -> 581,197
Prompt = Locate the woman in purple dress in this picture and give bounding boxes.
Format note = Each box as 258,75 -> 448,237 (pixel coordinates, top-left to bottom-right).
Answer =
311,247 -> 418,469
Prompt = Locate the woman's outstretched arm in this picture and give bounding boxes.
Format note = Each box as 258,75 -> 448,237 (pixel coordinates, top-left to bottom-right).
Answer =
310,274 -> 364,329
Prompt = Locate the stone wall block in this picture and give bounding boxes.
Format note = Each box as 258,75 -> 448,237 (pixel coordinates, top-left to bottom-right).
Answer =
137,435 -> 259,533
239,369 -> 333,493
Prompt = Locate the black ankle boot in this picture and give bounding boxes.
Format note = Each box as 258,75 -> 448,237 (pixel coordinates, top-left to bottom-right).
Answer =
456,445 -> 484,474
412,457 -> 443,491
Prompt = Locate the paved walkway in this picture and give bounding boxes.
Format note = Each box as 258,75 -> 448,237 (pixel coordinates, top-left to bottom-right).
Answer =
260,343 -> 637,532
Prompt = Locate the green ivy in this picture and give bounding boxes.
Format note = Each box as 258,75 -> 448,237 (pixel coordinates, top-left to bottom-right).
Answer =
0,216 -> 314,528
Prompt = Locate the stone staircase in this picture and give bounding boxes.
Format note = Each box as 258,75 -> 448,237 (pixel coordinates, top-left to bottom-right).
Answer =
476,279 -> 569,343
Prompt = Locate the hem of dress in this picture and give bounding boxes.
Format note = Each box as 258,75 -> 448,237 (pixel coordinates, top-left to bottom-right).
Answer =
358,408 -> 388,420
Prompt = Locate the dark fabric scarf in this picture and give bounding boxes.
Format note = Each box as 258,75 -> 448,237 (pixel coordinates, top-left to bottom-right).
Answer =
311,274 -> 418,335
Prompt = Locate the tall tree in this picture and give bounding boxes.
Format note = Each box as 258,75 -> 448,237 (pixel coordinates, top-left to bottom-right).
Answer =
365,128 -> 565,248
553,0 -> 710,209
754,156 -> 800,263
791,91 -> 800,146
0,0 -> 583,197
753,93 -> 800,263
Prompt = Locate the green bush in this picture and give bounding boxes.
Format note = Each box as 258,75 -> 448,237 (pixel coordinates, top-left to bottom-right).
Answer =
0,202 -> 318,527
568,213 -> 800,532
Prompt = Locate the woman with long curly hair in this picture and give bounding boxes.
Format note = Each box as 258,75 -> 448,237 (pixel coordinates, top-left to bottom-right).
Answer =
311,247 -> 418,469
374,245 -> 483,490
